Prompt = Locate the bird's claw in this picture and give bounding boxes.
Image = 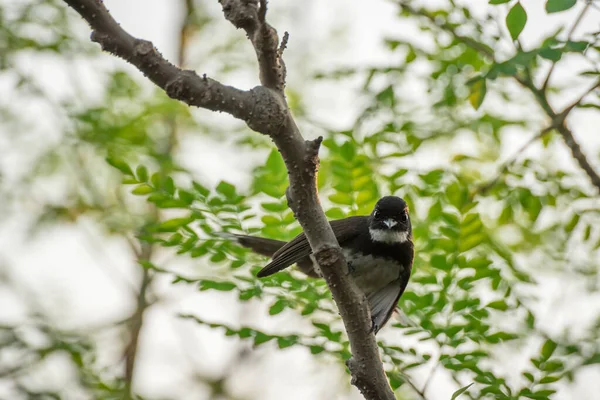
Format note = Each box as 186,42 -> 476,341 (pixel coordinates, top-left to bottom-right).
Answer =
370,316 -> 379,334
346,262 -> 355,276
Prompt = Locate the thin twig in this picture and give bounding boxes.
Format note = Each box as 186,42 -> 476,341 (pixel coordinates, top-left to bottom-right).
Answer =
123,242 -> 153,398
542,0 -> 593,91
400,1 -> 600,193
398,370 -> 428,400
421,362 -> 441,396
474,125 -> 555,196
560,79 -> 600,116
398,1 -> 494,60
278,31 -> 289,57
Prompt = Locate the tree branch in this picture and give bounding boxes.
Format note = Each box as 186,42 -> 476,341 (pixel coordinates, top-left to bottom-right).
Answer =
62,0 -> 286,137
399,1 -> 600,194
124,241 -> 153,398
62,0 -> 395,398
473,125 -> 556,196
519,72 -> 600,193
541,0 -> 592,92
556,122 -> 600,190
220,0 -> 287,92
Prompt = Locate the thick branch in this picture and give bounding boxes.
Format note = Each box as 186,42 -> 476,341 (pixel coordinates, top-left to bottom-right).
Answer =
218,3 -> 394,398
63,0 -> 286,136
220,0 -> 287,92
279,128 -> 395,399
63,0 -> 395,398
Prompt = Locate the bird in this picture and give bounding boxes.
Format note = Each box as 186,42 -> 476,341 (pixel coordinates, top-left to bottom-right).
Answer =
231,196 -> 414,334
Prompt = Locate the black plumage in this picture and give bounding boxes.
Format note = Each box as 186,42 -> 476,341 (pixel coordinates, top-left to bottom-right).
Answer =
233,196 -> 414,333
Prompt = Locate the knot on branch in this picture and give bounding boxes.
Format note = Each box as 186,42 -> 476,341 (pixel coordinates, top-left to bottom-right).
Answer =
219,0 -> 259,32
314,245 -> 344,269
90,31 -> 119,54
165,70 -> 200,101
133,39 -> 154,57
304,136 -> 322,170
247,86 -> 286,135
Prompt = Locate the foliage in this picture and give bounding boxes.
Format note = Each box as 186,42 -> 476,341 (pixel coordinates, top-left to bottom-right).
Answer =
1,0 -> 599,399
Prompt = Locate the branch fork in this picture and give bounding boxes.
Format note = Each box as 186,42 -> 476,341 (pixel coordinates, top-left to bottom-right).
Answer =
62,0 -> 396,398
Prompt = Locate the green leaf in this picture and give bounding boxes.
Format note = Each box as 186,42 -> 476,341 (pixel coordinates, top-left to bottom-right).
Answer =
545,0 -> 576,13
265,149 -> 285,171
356,190 -> 377,206
469,78 -> 487,110
431,254 -> 449,271
269,299 -> 287,315
199,280 -> 237,291
489,0 -> 511,3
254,332 -> 272,345
458,233 -> 484,252
329,192 -> 353,205
451,383 -> 474,400
506,2 -> 527,40
447,182 -> 468,209
122,177 -> 138,184
340,141 -> 356,161
565,214 -> 580,232
136,165 -> 148,182
210,252 -> 226,263
564,40 -> 588,52
178,189 -> 195,205
542,360 -> 564,372
277,336 -> 297,349
261,202 -> 288,212
486,300 -> 509,311
326,207 -> 346,219
261,215 -> 280,226
131,184 -> 154,195
376,85 -> 395,107
192,181 -> 210,197
541,339 -> 557,360
539,48 -> 562,61
539,376 -> 560,384
216,181 -> 236,199
583,353 -> 600,365
388,372 -> 404,390
106,156 -> 133,175
157,217 -> 192,232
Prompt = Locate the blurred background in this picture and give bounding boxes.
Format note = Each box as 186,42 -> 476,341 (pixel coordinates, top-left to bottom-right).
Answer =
1,0 -> 599,399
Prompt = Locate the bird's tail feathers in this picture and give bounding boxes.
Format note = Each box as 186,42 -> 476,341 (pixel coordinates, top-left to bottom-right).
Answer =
223,233 -> 286,258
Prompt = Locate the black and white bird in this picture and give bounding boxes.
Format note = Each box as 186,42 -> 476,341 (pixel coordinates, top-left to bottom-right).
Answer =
232,196 -> 414,334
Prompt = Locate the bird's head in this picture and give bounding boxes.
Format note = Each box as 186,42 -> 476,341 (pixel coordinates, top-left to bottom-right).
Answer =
369,196 -> 412,244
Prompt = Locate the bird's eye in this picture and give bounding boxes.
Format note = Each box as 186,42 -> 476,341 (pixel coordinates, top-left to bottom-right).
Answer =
374,210 -> 380,218
400,212 -> 408,222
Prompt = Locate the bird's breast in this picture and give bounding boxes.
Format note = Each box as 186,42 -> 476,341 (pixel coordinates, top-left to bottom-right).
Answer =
342,249 -> 405,295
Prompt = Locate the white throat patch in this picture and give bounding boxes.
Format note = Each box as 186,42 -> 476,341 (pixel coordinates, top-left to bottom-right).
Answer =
369,228 -> 409,244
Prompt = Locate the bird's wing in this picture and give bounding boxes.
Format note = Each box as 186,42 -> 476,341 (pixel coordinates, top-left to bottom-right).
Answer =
256,216 -> 367,278
367,277 -> 409,333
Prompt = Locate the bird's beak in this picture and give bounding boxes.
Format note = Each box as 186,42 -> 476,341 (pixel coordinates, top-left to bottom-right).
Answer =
383,219 -> 397,229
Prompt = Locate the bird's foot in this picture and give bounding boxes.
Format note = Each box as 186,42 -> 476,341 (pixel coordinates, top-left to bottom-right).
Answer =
345,261 -> 355,276
370,316 -> 379,334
